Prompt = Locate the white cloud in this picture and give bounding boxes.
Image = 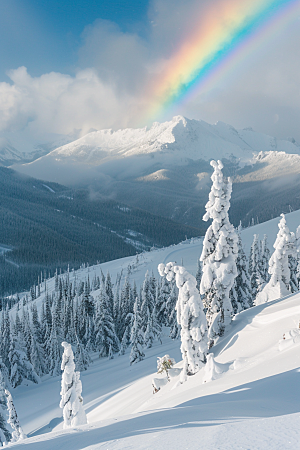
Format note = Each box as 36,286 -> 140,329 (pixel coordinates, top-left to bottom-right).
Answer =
0,66 -> 138,140
1,0 -> 300,147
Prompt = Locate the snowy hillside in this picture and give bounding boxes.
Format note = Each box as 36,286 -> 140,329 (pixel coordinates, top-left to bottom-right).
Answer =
28,207 -> 300,294
4,208 -> 300,449
11,285 -> 300,449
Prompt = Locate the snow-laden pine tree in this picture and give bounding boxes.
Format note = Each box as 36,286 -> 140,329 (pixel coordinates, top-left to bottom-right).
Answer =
195,258 -> 202,291
260,235 -> 271,284
119,325 -> 131,356
9,326 -> 40,388
94,284 -> 119,357
74,335 -> 90,372
200,160 -> 238,343
144,307 -> 154,349
256,214 -> 296,304
288,254 -> 298,293
140,272 -> 155,333
130,297 -> 145,365
155,278 -> 168,326
248,234 -> 263,300
0,372 -> 11,446
158,262 -> 208,382
230,226 -> 252,313
59,342 -> 87,428
5,389 -> 26,443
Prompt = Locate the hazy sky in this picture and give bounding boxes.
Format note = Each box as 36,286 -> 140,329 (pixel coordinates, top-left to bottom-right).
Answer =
1,0 -> 300,150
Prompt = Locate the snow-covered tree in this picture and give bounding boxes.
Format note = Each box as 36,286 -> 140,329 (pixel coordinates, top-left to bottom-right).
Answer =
248,234 -> 263,300
0,373 -> 11,446
165,282 -> 180,339
74,335 -> 90,372
158,262 -> 208,382
144,307 -> 154,349
195,258 -> 202,291
260,235 -> 271,284
288,254 -> 298,293
140,272 -> 155,333
5,389 -> 26,443
94,285 -> 119,357
256,214 -> 296,304
9,327 -> 40,388
130,298 -> 145,365
230,227 -> 252,313
59,342 -> 87,429
200,160 -> 238,343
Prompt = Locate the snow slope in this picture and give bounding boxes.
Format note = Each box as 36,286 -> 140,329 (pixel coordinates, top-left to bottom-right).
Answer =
9,210 -> 300,449
11,289 -> 300,449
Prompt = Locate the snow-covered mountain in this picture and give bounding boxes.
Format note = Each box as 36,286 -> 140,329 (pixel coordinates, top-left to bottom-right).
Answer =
10,211 -> 300,449
14,115 -> 300,174
0,138 -> 24,166
13,116 -> 300,229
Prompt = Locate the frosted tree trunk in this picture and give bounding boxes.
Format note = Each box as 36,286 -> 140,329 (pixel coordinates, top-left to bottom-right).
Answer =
256,214 -> 296,304
5,389 -> 26,443
200,160 -> 238,344
158,262 -> 208,382
59,342 -> 87,429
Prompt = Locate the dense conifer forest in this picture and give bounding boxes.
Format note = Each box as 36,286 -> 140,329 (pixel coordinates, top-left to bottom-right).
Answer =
0,168 -> 201,296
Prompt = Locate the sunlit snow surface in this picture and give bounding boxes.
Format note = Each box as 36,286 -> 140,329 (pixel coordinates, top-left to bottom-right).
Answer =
10,211 -> 300,449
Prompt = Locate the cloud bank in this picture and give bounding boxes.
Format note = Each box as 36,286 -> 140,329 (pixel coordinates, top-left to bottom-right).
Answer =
1,0 -> 300,150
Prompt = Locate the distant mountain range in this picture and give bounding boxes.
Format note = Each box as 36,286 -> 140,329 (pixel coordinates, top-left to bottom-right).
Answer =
11,116 -> 300,229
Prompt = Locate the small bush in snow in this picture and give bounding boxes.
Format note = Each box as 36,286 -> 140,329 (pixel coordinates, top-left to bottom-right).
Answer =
157,355 -> 175,380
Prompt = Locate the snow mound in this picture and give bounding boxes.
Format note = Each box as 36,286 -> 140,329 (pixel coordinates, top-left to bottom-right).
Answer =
255,281 -> 290,305
279,328 -> 300,351
202,354 -> 232,383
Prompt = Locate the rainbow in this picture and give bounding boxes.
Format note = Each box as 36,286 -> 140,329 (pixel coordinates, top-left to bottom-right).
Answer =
143,0 -> 300,124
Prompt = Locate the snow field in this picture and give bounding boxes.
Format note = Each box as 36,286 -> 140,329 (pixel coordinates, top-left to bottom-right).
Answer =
10,290 -> 300,449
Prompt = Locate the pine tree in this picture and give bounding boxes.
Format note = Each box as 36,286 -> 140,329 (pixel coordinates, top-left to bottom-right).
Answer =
268,214 -> 295,290
74,335 -> 90,372
249,234 -> 263,301
59,342 -> 87,428
0,372 -> 11,445
9,327 -> 40,388
260,235 -> 271,284
47,318 -> 62,377
230,227 -> 252,313
288,255 -> 298,293
130,298 -> 145,365
95,285 -> 119,357
144,307 -> 155,349
200,160 -> 238,343
166,282 -> 180,339
5,389 -> 26,442
195,258 -> 202,291
105,272 -> 114,317
1,307 -> 10,370
119,325 -> 130,356
82,282 -> 94,318
256,214 -> 296,304
159,262 -> 208,382
156,276 -> 169,326
140,272 -> 154,333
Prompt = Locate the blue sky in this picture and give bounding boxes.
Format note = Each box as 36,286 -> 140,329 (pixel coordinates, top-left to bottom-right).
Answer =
0,0 -> 149,80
